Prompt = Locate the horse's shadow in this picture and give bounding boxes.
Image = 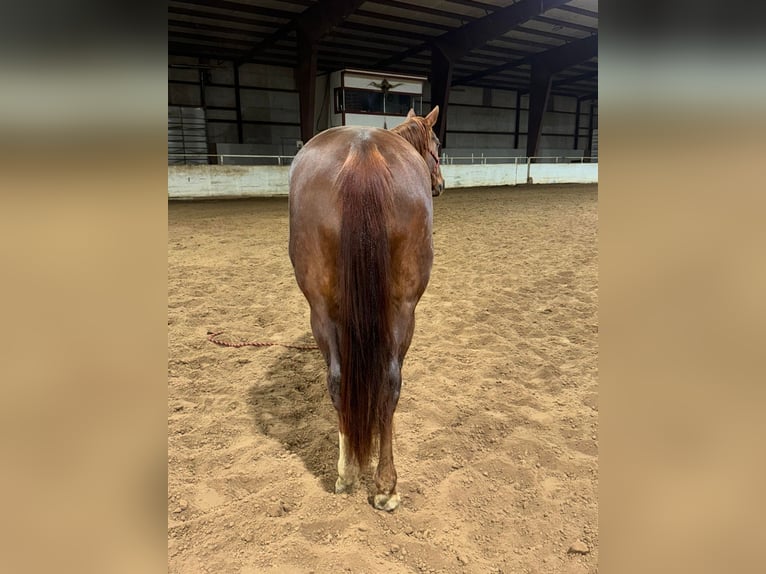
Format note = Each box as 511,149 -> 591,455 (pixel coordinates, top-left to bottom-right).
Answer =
247,340 -> 339,492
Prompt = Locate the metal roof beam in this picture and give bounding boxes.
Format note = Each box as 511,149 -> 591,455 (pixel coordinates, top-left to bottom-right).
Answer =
175,0 -> 296,21
169,20 -> 268,39
354,9 -> 452,32
530,33 -> 598,73
342,21 -> 433,42
169,6 -> 272,28
376,0 -> 570,68
433,0 -> 571,60
168,31 -> 253,47
455,33 -> 597,86
369,0 -> 473,22
490,35 -> 569,51
238,0 -> 365,64
555,5 -> 599,19
533,14 -> 597,34
553,69 -> 598,87
514,24 -> 584,43
325,29 -> 415,49
446,0 -> 501,11
169,42 -> 243,60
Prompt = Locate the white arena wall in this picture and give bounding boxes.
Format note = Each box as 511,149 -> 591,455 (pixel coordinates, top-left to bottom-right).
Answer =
168,163 -> 597,200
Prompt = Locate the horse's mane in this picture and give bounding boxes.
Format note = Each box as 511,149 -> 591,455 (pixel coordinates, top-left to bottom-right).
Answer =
390,118 -> 430,157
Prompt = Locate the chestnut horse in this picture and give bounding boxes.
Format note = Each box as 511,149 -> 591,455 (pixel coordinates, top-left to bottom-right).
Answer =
288,107 -> 444,511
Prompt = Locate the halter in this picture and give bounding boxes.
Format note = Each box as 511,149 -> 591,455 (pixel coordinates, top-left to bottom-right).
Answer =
427,148 -> 441,176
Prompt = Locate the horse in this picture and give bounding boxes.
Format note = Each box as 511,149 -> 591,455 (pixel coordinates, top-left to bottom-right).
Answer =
288,107 -> 444,511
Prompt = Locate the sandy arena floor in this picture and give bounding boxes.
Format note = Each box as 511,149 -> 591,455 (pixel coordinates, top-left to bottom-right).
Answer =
168,184 -> 598,573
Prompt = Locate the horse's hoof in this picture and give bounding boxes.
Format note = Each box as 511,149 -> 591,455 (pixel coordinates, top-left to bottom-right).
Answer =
335,477 -> 356,494
373,492 -> 400,512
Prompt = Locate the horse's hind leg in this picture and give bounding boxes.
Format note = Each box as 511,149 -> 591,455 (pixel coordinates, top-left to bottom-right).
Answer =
325,335 -> 360,493
326,356 -> 360,493
310,307 -> 359,493
335,431 -> 359,494
374,359 -> 402,511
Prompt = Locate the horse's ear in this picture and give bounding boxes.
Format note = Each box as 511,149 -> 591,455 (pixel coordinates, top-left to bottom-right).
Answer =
406,108 -> 416,119
424,105 -> 439,126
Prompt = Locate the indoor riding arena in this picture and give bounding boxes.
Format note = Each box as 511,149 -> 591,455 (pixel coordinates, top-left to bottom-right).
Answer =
168,2 -> 598,573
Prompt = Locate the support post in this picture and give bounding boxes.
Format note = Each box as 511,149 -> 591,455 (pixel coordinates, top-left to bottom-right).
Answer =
525,65 -> 552,159
429,43 -> 453,147
295,33 -> 317,143
198,69 -> 206,109
199,69 -> 211,164
573,97 -> 581,150
585,100 -> 595,162
513,90 -> 522,149
233,62 -> 243,144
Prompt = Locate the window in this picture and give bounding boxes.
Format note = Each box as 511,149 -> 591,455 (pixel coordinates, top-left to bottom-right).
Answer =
335,88 -> 420,115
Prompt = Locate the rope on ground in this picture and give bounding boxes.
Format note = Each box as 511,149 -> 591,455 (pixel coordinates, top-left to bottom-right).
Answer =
206,330 -> 319,351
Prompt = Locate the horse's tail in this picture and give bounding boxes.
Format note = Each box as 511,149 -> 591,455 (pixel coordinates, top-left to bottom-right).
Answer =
336,137 -> 394,467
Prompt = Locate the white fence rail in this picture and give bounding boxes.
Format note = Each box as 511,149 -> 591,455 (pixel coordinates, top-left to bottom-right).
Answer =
168,153 -> 597,166
168,153 -> 296,166
440,155 -> 597,165
168,154 -> 597,199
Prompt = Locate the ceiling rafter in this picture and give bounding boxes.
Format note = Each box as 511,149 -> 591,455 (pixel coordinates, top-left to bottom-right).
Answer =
552,69 -> 598,87
170,32 -> 253,48
555,5 -> 598,19
433,0 -> 572,59
324,29 -> 416,49
169,5 -> 275,29
375,0 -> 570,69
238,0 -> 366,65
530,33 -> 598,73
352,9 -> 451,32
491,35 -> 564,52
532,14 -> 597,34
173,0 -> 297,21
454,33 -> 597,86
169,20 -> 268,39
514,24 -> 585,43
445,0 -> 500,11
369,0 -> 473,22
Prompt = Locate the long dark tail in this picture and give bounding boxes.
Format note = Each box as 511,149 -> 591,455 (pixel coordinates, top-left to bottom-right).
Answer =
336,138 -> 394,467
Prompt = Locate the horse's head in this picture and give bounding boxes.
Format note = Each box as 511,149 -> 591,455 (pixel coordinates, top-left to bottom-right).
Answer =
397,107 -> 445,196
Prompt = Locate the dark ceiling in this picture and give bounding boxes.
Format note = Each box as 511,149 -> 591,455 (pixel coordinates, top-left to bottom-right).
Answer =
168,0 -> 598,99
